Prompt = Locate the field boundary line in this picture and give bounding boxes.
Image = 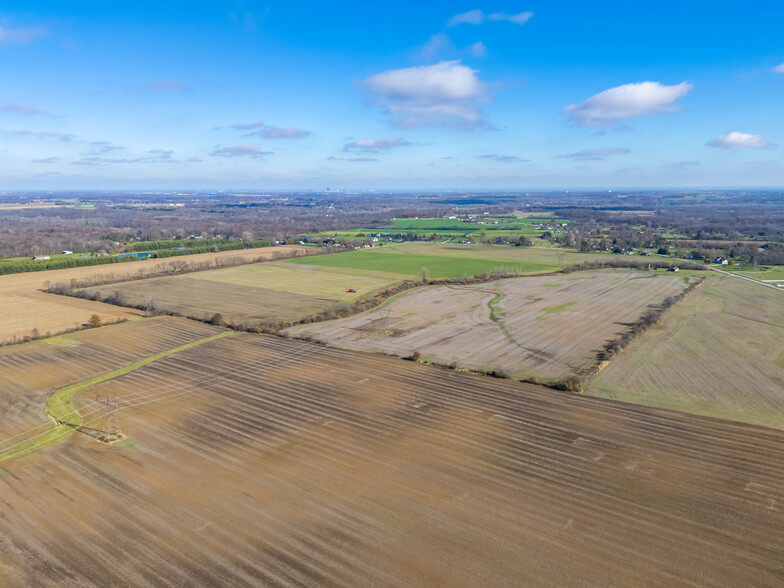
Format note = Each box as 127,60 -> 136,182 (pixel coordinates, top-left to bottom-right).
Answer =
0,330 -> 237,465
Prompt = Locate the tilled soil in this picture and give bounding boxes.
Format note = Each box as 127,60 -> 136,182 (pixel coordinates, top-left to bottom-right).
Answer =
1,333 -> 782,586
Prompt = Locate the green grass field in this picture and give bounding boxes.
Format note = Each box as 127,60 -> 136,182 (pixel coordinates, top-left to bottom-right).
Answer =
287,243 -> 563,279
726,265 -> 784,282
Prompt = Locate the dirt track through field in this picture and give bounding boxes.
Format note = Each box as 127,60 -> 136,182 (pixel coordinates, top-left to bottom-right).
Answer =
1,333 -> 783,586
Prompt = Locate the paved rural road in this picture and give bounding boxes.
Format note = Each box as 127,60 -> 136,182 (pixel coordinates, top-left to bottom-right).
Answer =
655,253 -> 784,293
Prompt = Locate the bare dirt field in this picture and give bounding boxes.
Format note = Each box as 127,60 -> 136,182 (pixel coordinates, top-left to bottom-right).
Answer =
288,270 -> 692,382
587,274 -> 784,429
0,245 -> 304,342
0,334 -> 782,585
0,317 -> 225,444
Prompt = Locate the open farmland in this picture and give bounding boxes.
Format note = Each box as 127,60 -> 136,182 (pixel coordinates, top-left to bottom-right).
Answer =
0,317 -> 226,449
74,242 -> 598,327
0,333 -> 783,585
77,261 -> 408,325
0,245 -> 304,343
286,241 -> 573,278
289,270 -> 694,382
587,275 -> 784,429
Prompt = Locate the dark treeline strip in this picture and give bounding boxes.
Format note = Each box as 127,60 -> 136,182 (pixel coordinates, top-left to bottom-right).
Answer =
127,238 -> 271,252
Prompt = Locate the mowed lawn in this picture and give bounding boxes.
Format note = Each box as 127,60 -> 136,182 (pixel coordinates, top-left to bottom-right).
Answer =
287,242 -> 566,279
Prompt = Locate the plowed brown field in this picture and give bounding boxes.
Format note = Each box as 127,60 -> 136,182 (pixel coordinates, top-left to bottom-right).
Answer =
288,270 -> 692,381
1,333 -> 783,586
0,317 -> 226,443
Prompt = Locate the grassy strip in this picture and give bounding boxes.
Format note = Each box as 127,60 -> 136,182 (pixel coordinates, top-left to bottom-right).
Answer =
0,330 -> 236,465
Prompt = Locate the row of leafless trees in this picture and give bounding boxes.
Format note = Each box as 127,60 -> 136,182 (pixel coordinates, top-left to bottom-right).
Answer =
45,246 -> 329,294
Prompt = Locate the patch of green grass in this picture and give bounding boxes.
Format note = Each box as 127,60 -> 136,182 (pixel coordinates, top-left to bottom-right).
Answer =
0,331 -> 236,465
488,292 -> 507,322
288,248 -> 558,279
538,301 -> 577,319
542,283 -> 561,288
113,438 -> 139,450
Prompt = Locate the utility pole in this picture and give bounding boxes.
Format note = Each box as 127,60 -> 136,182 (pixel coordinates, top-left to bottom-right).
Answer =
96,394 -> 124,443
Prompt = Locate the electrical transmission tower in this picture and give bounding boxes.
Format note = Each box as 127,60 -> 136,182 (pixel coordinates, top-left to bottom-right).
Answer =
96,394 -> 124,443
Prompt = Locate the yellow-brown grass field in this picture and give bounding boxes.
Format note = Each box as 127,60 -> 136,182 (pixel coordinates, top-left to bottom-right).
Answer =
0,245 -> 303,343
587,274 -> 784,429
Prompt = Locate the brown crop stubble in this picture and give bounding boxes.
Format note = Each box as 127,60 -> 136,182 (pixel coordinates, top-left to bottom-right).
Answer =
287,270 -> 692,383
0,333 -> 782,586
0,317 -> 227,444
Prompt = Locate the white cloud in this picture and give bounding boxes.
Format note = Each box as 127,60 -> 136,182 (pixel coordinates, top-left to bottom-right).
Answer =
477,154 -> 527,162
0,102 -> 42,115
0,25 -> 46,44
343,137 -> 411,153
211,144 -> 271,158
469,41 -> 487,58
415,35 -> 488,61
327,156 -> 378,162
447,10 -> 532,27
773,62 -> 784,73
488,12 -> 534,25
230,121 -> 309,139
706,131 -> 772,150
363,61 -> 491,130
563,81 -> 692,127
559,148 -> 631,160
447,10 -> 484,26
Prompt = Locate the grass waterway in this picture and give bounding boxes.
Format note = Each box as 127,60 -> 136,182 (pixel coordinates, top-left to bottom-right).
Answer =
0,330 -> 236,465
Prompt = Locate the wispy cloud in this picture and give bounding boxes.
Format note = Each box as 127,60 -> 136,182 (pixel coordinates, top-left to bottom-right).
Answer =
211,144 -> 271,158
447,10 -> 533,27
31,156 -> 59,164
84,140 -> 123,154
230,121 -> 310,139
343,137 -> 411,153
363,60 -> 491,130
772,62 -> 784,74
0,102 -> 43,115
72,150 -> 178,166
415,34 -> 488,62
558,148 -> 631,160
327,156 -> 378,162
706,131 -> 772,150
563,81 -> 692,127
128,80 -> 186,93
5,130 -> 75,141
0,24 -> 46,44
477,154 -> 527,162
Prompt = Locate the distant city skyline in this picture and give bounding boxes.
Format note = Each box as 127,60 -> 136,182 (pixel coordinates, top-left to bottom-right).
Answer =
0,1 -> 783,189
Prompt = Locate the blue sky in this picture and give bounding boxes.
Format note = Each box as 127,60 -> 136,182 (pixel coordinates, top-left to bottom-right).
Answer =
1,1 -> 783,189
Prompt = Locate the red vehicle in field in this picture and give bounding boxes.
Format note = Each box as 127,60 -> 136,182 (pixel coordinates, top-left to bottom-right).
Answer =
346,288 -> 356,293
